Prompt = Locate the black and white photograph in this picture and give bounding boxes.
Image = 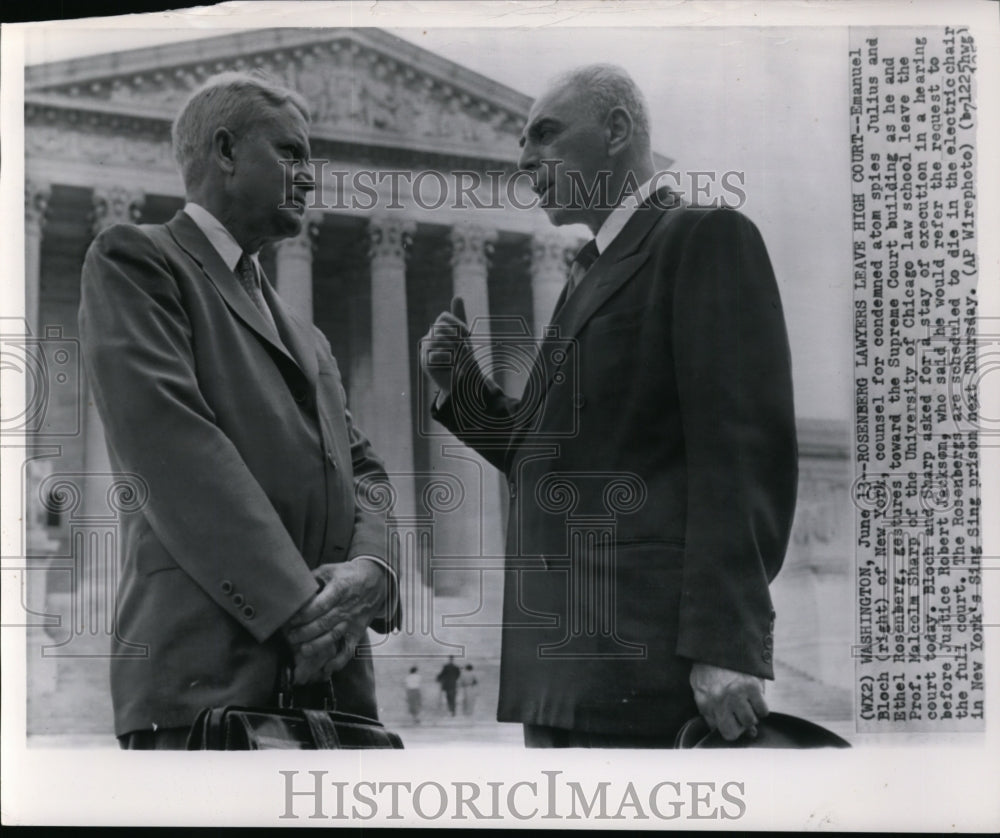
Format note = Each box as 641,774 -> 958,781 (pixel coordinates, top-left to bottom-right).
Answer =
1,0 -> 997,829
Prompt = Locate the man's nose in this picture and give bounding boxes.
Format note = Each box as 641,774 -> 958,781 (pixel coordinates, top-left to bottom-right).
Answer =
517,143 -> 538,174
293,160 -> 317,191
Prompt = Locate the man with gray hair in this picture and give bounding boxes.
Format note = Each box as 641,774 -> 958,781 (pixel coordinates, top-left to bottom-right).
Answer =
79,71 -> 400,749
422,64 -> 797,746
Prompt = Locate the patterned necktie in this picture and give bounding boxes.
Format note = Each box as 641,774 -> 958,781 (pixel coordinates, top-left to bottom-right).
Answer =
235,252 -> 278,333
566,239 -> 600,300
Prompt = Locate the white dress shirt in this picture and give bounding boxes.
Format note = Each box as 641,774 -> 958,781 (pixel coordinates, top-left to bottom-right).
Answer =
183,201 -> 265,276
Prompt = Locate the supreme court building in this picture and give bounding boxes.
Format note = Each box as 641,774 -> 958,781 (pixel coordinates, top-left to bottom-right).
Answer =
18,27 -> 854,739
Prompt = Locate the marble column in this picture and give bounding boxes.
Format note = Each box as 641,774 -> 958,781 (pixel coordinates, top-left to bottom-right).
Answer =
530,232 -> 574,336
24,180 -> 51,337
450,222 -> 497,340
367,215 -> 417,518
22,182 -> 57,695
427,224 -> 505,596
85,187 -> 145,516
274,212 -> 320,323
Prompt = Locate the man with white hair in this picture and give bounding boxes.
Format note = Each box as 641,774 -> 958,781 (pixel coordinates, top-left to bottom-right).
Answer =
422,64 -> 797,746
80,72 -> 399,749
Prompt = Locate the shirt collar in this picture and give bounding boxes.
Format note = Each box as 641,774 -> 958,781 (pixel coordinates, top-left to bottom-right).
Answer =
594,176 -> 656,254
183,202 -> 259,272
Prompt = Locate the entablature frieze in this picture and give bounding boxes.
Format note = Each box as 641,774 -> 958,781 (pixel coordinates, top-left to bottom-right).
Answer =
25,29 -> 532,167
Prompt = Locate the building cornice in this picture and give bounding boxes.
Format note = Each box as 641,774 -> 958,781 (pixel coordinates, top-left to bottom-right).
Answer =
25,27 -> 533,120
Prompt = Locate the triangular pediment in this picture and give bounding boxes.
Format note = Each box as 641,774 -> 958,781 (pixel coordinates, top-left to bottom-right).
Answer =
25,28 -> 533,162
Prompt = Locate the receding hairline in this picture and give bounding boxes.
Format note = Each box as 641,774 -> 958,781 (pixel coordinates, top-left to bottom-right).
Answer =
539,64 -> 651,141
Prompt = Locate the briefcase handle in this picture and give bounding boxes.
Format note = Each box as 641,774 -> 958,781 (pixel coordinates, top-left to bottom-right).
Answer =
277,663 -> 338,712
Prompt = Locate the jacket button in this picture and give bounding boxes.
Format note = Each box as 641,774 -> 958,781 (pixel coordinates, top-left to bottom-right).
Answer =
762,650 -> 772,664
243,605 -> 255,620
509,481 -> 517,499
233,593 -> 245,607
221,580 -> 233,595
326,448 -> 337,468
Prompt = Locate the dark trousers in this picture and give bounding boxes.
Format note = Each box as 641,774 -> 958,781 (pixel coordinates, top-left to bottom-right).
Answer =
118,727 -> 191,750
523,723 -> 676,749
443,687 -> 457,715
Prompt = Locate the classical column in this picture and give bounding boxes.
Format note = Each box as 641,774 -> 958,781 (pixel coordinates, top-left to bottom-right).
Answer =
429,224 -> 504,596
24,180 -> 51,336
367,215 -> 417,518
530,232 -> 574,336
84,187 -> 145,516
450,222 -> 497,339
23,180 -> 54,694
449,222 -> 498,416
274,212 -> 320,323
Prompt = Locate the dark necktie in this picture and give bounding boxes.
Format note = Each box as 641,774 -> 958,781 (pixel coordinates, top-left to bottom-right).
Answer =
235,252 -> 278,333
566,239 -> 600,300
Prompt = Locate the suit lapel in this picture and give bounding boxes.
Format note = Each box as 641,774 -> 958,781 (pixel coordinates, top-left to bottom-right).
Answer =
165,211 -> 303,373
262,281 -> 319,386
532,194 -> 672,394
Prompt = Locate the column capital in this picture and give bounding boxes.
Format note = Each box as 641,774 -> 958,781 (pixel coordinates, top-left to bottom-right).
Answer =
92,186 -> 145,235
25,180 -> 52,233
449,222 -> 497,273
530,231 -> 578,282
367,215 -> 416,267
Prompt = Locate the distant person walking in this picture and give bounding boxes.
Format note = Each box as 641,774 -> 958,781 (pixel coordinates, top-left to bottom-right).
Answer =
405,666 -> 422,724
460,664 -> 479,717
436,657 -> 461,717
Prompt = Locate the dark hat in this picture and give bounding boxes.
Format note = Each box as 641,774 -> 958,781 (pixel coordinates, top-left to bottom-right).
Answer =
674,712 -> 851,749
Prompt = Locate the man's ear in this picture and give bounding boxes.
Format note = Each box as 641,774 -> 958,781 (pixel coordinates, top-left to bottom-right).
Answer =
606,106 -> 634,157
212,127 -> 237,175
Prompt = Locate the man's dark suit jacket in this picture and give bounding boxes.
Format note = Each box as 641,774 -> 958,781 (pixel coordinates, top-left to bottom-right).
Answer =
79,211 -> 399,737
434,199 -> 798,737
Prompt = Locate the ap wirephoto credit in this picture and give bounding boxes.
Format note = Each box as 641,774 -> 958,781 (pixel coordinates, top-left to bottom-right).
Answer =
1,0 -> 997,830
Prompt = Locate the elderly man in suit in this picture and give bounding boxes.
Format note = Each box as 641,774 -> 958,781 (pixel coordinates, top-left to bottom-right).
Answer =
79,72 -> 399,749
420,64 -> 797,747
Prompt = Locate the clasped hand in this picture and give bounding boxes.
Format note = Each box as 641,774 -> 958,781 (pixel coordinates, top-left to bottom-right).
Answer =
282,560 -> 386,685
690,662 -> 769,742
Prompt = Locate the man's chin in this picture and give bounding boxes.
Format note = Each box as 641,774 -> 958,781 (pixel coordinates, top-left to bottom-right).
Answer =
542,206 -> 580,228
280,208 -> 305,233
